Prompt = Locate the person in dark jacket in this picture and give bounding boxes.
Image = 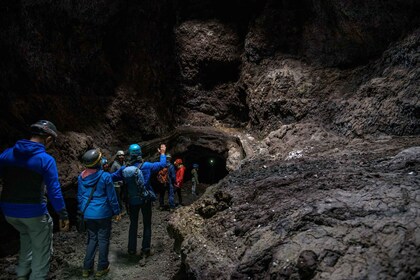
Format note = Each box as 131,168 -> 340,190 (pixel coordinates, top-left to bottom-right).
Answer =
114,143 -> 166,266
78,149 -> 121,278
0,120 -> 70,280
110,150 -> 125,212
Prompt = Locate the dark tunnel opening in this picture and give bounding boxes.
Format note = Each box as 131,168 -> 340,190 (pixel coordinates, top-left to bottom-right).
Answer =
172,145 -> 229,185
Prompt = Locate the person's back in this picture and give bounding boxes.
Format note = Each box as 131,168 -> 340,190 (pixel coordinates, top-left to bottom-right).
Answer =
191,163 -> 199,196
110,150 -> 125,211
120,143 -> 167,266
77,148 -> 121,278
174,159 -> 186,205
0,120 -> 69,280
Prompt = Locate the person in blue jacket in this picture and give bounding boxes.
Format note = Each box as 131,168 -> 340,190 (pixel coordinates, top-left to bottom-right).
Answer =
78,149 -> 121,278
122,143 -> 166,266
0,120 -> 70,280
157,154 -> 177,211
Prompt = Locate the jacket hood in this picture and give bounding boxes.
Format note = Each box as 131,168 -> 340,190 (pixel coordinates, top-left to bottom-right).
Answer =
13,139 -> 46,158
81,170 -> 103,188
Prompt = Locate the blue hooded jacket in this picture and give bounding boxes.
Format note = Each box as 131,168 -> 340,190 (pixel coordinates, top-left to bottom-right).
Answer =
0,139 -> 67,218
78,169 -> 120,219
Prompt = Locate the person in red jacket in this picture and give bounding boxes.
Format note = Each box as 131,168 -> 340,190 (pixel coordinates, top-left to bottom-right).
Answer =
174,159 -> 186,206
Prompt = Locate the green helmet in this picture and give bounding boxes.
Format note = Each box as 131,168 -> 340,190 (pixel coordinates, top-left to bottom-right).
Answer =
82,149 -> 102,168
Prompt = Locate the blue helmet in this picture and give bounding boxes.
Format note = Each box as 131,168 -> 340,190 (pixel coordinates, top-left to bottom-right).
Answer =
193,163 -> 199,169
128,144 -> 141,156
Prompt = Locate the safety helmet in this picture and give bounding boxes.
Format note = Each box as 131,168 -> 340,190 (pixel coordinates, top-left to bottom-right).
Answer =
174,158 -> 183,165
82,149 -> 102,168
30,120 -> 58,139
193,163 -> 199,169
128,144 -> 141,156
116,150 -> 125,156
101,157 -> 108,166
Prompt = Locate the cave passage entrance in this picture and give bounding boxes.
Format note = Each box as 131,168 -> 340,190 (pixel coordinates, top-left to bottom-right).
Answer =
173,145 -> 228,184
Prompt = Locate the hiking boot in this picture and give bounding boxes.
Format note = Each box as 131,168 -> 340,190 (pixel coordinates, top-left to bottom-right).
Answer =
140,249 -> 154,257
95,266 -> 110,278
82,269 -> 92,278
139,255 -> 147,267
128,250 -> 136,256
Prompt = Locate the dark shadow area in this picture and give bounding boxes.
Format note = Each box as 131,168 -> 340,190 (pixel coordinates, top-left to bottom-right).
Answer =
0,210 -> 19,258
198,60 -> 240,90
173,145 -> 228,184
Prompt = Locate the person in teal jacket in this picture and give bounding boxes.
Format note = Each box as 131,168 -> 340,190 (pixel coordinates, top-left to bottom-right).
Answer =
0,120 -> 69,280
77,149 -> 121,278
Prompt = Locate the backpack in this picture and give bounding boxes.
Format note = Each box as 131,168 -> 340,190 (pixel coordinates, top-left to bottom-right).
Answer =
157,167 -> 169,184
122,164 -> 150,200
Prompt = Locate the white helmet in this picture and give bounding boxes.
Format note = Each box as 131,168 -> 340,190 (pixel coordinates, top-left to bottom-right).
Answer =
116,150 -> 125,156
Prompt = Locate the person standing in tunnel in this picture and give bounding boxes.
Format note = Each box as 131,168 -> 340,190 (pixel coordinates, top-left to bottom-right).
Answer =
78,149 -> 121,278
0,120 -> 70,280
174,158 -> 186,206
110,150 -> 125,213
191,163 -> 199,196
117,143 -> 166,266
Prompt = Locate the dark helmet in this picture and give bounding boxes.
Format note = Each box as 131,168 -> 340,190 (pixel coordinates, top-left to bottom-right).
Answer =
193,163 -> 199,169
30,120 -> 58,139
128,144 -> 141,156
82,149 -> 102,168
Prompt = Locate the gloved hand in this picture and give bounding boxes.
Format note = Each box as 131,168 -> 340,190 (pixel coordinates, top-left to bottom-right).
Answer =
114,214 -> 122,222
57,208 -> 70,232
59,219 -> 70,232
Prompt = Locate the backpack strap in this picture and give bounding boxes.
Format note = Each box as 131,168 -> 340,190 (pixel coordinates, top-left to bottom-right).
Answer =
81,171 -> 103,214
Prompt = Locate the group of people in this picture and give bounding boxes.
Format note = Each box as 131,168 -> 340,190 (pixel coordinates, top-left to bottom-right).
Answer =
0,120 -> 200,279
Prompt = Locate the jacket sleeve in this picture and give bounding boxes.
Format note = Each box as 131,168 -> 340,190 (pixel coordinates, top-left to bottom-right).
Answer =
110,166 -> 125,182
43,156 -> 67,215
150,154 -> 167,174
105,173 -> 120,215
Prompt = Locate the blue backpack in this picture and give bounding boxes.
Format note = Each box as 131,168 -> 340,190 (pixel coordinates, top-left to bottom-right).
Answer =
122,164 -> 155,203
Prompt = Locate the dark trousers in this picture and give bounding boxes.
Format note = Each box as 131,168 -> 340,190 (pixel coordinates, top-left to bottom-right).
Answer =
128,202 -> 152,253
158,183 -> 175,208
84,218 -> 112,271
174,187 -> 182,205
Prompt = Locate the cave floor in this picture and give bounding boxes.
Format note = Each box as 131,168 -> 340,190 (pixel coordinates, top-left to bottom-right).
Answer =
0,182 -> 207,280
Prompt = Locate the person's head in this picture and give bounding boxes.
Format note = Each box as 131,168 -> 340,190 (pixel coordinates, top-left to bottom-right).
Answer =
82,149 -> 102,169
30,120 -> 58,148
128,143 -> 142,164
101,157 -> 109,171
193,163 -> 199,169
174,158 -> 183,166
116,150 -> 125,163
166,154 -> 172,163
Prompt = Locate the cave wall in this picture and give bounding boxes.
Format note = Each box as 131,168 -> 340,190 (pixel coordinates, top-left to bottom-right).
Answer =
0,1 -> 418,192
0,0 -> 177,150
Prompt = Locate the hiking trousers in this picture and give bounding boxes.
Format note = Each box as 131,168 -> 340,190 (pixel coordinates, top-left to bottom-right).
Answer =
6,213 -> 53,280
158,183 -> 175,208
83,217 -> 112,271
128,201 -> 152,253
